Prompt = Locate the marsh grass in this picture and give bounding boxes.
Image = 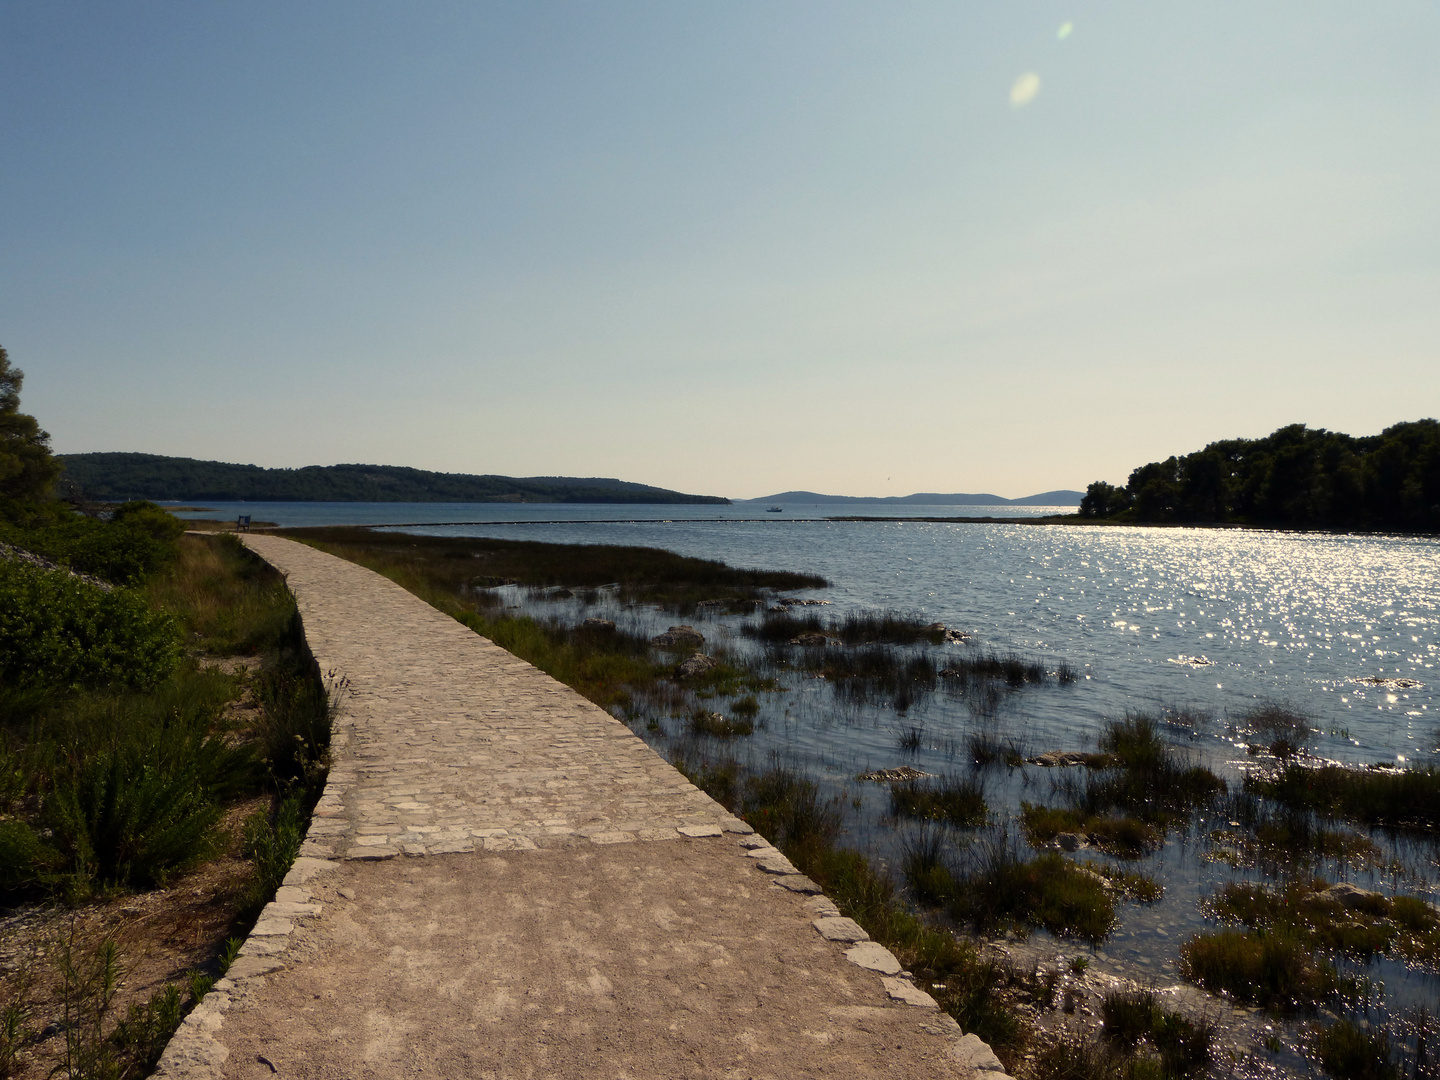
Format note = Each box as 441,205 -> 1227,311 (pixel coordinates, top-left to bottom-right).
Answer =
1210,792 -> 1380,870
890,775 -> 988,827
1207,880 -> 1440,964
1246,762 -> 1440,832
1312,1020 -> 1400,1080
1021,804 -> 1160,858
1099,990 -> 1214,1079
1241,703 -> 1315,758
1178,929 -> 1349,1012
688,709 -> 754,738
908,832 -> 1118,942
1065,716 -> 1225,826
286,526 -> 826,611
746,609 -> 946,646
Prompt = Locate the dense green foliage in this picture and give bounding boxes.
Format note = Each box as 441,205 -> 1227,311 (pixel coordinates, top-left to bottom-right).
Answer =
0,346 -> 63,521
0,561 -> 181,690
60,451 -> 729,503
0,537 -> 327,897
0,499 -> 185,586
1079,420 -> 1440,530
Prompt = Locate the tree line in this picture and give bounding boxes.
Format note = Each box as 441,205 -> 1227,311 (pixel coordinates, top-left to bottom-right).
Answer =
58,452 -> 730,504
1078,420 -> 1440,531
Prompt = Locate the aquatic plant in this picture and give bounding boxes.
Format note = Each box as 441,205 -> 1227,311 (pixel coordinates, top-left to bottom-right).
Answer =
1246,762 -> 1440,832
1178,929 -> 1348,1012
890,775 -> 988,827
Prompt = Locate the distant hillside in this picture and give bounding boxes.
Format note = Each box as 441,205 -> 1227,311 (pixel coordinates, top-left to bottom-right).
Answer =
59,453 -> 730,505
743,489 -> 1083,506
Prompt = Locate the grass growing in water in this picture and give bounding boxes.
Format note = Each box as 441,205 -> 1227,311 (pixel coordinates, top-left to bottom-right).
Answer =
1207,880 -> 1440,965
905,832 -> 1123,943
1100,989 -> 1214,1078
1178,929 -> 1349,1012
1246,762 -> 1440,832
890,775 -> 988,827
1311,1020 -> 1400,1080
746,609 -> 947,646
286,527 -> 827,612
1020,804 -> 1160,858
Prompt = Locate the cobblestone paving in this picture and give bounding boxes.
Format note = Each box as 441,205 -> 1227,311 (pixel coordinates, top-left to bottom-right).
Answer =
241,534 -> 748,862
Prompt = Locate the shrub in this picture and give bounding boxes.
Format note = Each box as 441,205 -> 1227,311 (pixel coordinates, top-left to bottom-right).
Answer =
0,819 -> 56,896
0,560 -> 180,690
3,501 -> 183,586
44,747 -> 223,888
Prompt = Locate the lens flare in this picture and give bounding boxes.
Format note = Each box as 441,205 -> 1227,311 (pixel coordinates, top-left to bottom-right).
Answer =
1010,72 -> 1041,107
1057,21 -> 1074,40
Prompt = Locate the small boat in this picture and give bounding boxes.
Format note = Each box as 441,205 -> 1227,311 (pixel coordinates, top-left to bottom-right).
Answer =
767,506 -> 783,513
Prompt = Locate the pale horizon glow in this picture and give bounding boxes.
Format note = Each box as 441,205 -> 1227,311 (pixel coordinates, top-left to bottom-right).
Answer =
2,2 -> 1438,502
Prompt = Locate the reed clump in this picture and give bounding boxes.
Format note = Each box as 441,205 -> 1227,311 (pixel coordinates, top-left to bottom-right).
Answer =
1245,762 -> 1440,832
890,775 -> 988,827
1178,929 -> 1349,1012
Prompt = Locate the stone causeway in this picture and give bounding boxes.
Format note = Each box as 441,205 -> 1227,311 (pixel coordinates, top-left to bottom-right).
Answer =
155,533 -> 1012,1079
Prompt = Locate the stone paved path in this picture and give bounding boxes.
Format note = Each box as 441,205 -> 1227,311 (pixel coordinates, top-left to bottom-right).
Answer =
156,535 -> 1008,1080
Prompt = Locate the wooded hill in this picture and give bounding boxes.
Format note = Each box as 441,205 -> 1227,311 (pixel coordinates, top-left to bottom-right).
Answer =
1079,420 -> 1440,531
59,453 -> 730,505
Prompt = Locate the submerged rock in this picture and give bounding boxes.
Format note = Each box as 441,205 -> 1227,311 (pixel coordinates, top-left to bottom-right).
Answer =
788,632 -> 831,647
652,625 -> 705,648
857,766 -> 932,782
676,653 -> 718,678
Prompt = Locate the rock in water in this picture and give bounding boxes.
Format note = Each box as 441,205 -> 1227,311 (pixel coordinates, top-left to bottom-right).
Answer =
676,653 -> 718,678
651,625 -> 705,648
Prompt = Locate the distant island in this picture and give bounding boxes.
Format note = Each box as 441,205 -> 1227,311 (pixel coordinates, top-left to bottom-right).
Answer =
1078,420 -> 1440,532
58,453 -> 730,505
743,489 -> 1083,506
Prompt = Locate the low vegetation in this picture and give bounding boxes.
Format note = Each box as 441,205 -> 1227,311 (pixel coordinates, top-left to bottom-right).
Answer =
1,501 -> 330,1079
903,831 -> 1140,943
890,775 -> 988,827
1207,880 -> 1439,965
1178,929 -> 1349,1012
1020,804 -> 1160,858
1246,762 -> 1440,832
285,526 -> 825,612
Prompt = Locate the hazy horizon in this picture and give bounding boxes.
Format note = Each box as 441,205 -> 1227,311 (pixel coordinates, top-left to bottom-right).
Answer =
6,3 -> 1438,498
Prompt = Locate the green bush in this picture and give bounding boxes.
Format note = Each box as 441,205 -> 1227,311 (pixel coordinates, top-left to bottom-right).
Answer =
0,818 -> 56,895
0,561 -> 180,690
44,748 -> 223,887
2,501 -> 184,586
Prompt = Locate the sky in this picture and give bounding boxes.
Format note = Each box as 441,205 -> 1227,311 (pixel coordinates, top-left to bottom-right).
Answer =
3,2 -> 1438,500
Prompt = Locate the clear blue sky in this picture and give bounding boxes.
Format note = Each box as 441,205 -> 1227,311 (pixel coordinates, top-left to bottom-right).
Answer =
3,2 -> 1437,499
